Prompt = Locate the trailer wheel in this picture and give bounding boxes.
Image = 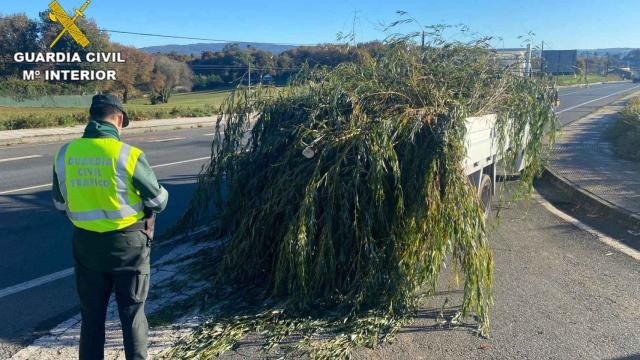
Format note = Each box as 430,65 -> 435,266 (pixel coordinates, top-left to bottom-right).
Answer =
479,174 -> 493,220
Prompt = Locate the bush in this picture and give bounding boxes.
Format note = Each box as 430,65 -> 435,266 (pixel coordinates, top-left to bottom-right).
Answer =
605,97 -> 640,161
0,78 -> 50,102
0,112 -> 87,130
0,78 -> 93,101
192,74 -> 226,91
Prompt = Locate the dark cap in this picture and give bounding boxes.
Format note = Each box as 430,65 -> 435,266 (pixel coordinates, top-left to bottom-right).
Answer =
90,94 -> 130,127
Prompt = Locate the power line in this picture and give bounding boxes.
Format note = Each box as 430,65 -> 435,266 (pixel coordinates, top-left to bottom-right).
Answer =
99,29 -> 313,47
0,17 -> 316,47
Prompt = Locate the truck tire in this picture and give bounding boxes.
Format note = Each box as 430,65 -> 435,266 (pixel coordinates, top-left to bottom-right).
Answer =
479,174 -> 493,220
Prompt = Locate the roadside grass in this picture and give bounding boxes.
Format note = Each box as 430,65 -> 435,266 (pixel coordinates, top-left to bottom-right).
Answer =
554,74 -> 621,86
0,89 -> 232,130
605,96 -> 640,161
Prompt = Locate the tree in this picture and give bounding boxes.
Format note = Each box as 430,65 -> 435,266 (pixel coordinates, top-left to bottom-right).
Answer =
624,49 -> 640,67
104,45 -> 154,102
150,55 -> 193,104
0,14 -> 40,78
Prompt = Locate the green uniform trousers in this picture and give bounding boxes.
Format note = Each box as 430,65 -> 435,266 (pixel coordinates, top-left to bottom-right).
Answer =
73,226 -> 151,360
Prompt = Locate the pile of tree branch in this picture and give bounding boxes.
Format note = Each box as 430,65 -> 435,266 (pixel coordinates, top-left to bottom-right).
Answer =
169,33 -> 558,359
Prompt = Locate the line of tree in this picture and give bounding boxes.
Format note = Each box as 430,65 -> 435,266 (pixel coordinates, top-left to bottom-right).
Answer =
160,42 -> 384,91
575,52 -> 636,75
1,10 -> 386,102
563,51 -> 640,79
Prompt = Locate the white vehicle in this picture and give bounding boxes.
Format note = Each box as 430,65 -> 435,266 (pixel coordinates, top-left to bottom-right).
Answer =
464,114 -> 528,216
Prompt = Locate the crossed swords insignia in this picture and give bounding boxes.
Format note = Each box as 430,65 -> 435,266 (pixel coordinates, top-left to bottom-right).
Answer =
48,0 -> 92,49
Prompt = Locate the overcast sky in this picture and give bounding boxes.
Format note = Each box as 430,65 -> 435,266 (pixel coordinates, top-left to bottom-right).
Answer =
4,0 -> 640,50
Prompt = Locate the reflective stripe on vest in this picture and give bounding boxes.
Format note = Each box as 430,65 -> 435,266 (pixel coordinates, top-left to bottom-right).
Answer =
55,139 -> 144,233
66,202 -> 144,221
56,143 -> 70,203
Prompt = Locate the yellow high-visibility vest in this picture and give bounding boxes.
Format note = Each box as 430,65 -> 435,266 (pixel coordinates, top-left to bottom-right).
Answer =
55,138 -> 145,233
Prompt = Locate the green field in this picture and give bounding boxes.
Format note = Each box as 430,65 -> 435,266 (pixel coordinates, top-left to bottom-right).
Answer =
554,74 -> 622,86
0,90 -> 233,130
128,90 -> 231,109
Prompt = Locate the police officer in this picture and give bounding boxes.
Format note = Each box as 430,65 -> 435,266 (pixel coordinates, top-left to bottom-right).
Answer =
52,94 -> 169,360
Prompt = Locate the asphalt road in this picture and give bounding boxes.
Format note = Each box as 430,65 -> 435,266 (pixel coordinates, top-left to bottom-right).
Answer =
556,81 -> 640,125
1,81 -> 639,358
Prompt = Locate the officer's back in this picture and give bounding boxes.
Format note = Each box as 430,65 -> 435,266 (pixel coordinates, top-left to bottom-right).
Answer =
52,94 -> 168,360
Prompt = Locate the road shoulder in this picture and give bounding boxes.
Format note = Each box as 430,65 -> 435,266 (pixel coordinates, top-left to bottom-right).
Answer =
542,91 -> 640,232
353,192 -> 640,359
0,117 -> 216,147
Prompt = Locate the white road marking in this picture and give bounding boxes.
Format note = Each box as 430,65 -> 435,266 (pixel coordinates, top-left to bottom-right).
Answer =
147,137 -> 186,143
535,194 -> 640,261
203,133 -> 215,136
0,156 -> 210,195
150,156 -> 210,168
0,183 -> 52,195
556,85 -> 640,114
0,225 -> 214,300
0,268 -> 73,300
0,155 -> 42,163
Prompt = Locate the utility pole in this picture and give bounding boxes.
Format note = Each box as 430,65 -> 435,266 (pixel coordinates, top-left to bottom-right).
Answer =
583,52 -> 588,86
248,62 -> 251,90
421,31 -> 425,51
540,41 -> 545,75
526,43 -> 532,77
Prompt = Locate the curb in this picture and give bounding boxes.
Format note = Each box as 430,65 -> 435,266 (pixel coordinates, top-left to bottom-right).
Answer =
556,80 -> 631,90
539,168 -> 640,231
0,117 -> 216,147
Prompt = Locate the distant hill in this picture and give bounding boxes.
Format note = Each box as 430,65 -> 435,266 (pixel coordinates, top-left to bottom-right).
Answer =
139,42 -> 298,55
577,48 -> 636,57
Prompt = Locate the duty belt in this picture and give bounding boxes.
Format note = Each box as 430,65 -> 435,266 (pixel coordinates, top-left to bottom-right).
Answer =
124,212 -> 156,241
